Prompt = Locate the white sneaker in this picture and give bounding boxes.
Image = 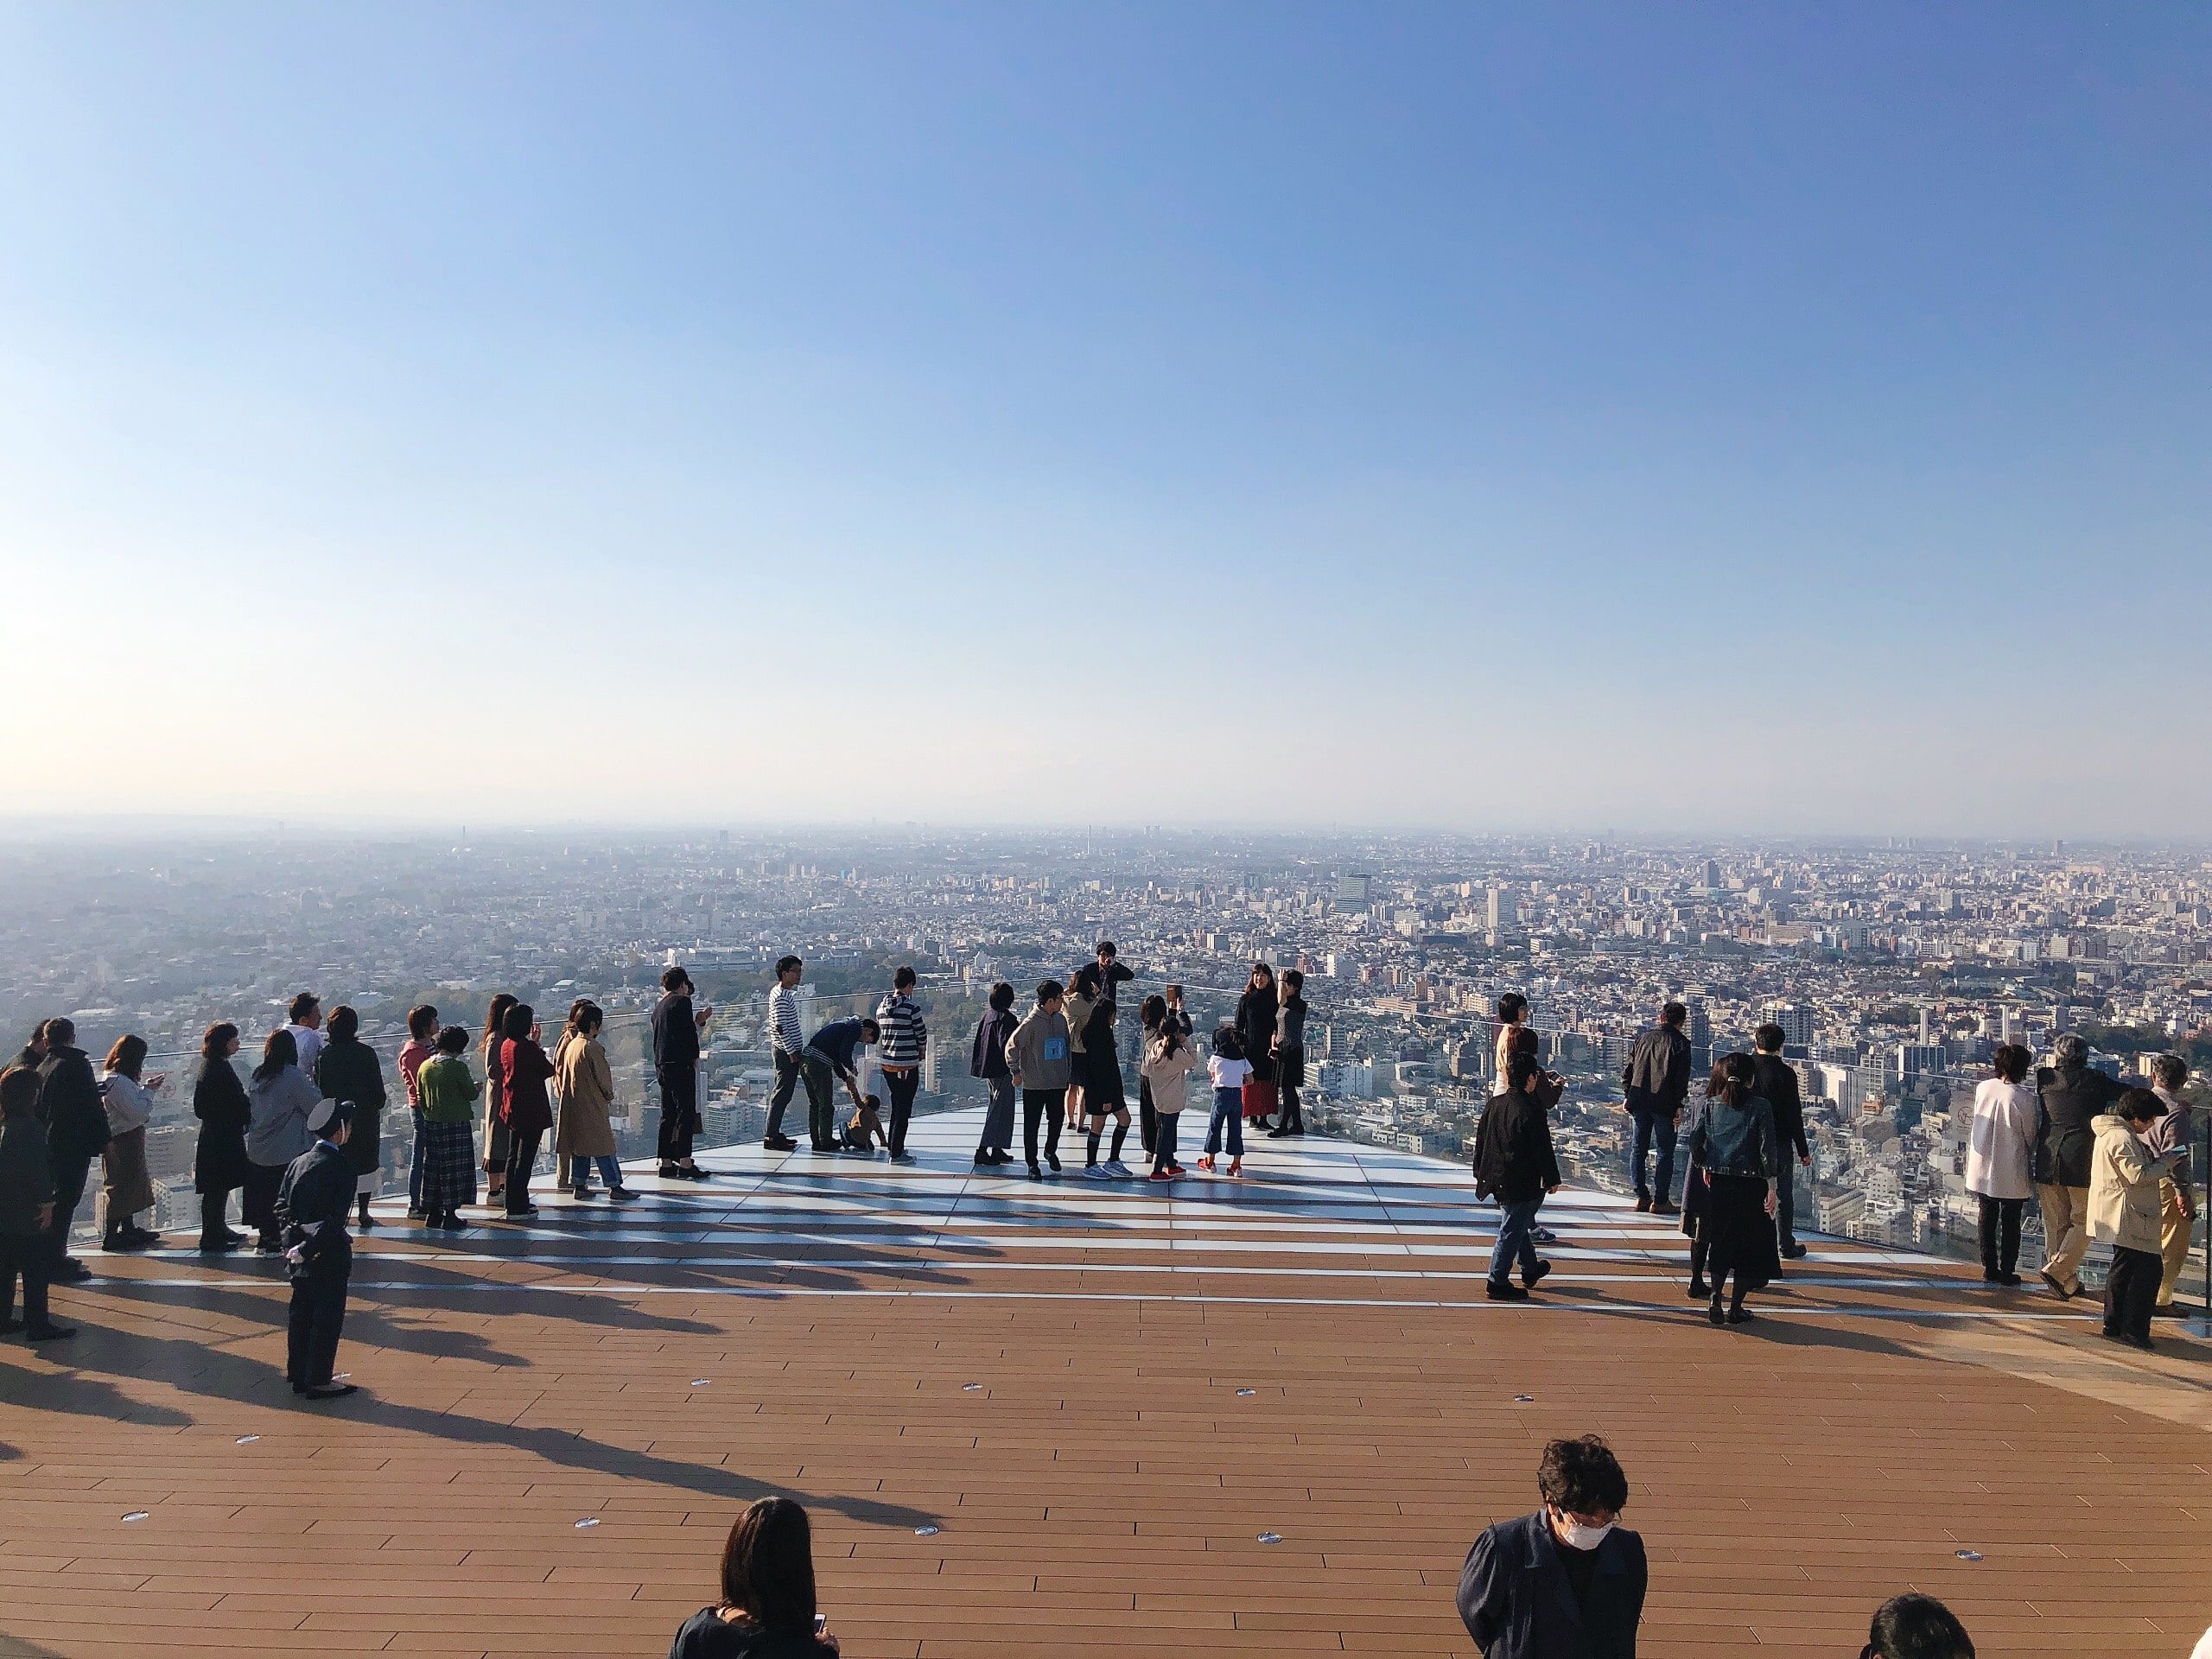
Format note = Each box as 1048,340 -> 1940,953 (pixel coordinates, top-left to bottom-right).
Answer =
1103,1160 -> 1134,1179
1082,1164 -> 1113,1180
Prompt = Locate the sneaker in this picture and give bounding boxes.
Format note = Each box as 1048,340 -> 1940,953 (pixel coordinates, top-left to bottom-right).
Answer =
1166,1163 -> 1188,1176
1522,1260 -> 1552,1291
889,1152 -> 917,1165
1082,1164 -> 1112,1181
1484,1281 -> 1529,1301
1529,1225 -> 1557,1244
1102,1160 -> 1134,1179
1149,1168 -> 1176,1182
571,1186 -> 594,1200
405,1206 -> 427,1220
1197,1154 -> 1216,1173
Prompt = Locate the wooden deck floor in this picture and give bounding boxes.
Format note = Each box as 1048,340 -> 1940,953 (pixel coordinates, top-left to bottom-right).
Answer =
3,1109 -> 2208,1658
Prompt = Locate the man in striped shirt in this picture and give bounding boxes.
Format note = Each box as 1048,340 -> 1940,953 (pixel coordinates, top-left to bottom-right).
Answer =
874,966 -> 928,1164
764,957 -> 809,1152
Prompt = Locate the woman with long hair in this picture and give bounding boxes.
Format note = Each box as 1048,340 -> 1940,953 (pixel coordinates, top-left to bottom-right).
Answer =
480,993 -> 518,1205
316,1004 -> 387,1231
556,1002 -> 631,1200
1236,962 -> 1279,1131
499,1003 -> 555,1220
666,1496 -> 837,1657
1683,1052 -> 1781,1326
192,1022 -> 251,1252
245,1029 -> 319,1251
97,1035 -> 164,1251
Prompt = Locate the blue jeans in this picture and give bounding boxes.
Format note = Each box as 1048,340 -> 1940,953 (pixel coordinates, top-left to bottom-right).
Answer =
1489,1198 -> 1543,1287
1775,1152 -> 1799,1250
408,1109 -> 427,1210
565,1154 -> 622,1190
1205,1088 -> 1244,1157
1630,1110 -> 1678,1203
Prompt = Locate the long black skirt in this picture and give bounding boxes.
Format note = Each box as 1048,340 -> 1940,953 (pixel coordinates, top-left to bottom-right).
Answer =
1703,1173 -> 1778,1290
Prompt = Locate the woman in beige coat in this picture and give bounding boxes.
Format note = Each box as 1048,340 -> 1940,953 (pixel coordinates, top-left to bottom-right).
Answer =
555,1002 -> 632,1201
2089,1088 -> 2168,1351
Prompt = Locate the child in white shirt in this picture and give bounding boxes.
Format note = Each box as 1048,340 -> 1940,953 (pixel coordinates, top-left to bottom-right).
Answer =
1201,1026 -> 1249,1177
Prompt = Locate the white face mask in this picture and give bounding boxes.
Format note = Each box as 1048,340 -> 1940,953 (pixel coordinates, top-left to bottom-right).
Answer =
1552,1506 -> 1615,1550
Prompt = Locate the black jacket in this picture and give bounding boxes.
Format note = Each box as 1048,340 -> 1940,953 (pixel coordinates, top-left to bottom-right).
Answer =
653,992 -> 702,1071
1459,1510 -> 1646,1659
1621,1026 -> 1690,1116
36,1046 -> 110,1164
666,1610 -> 836,1659
194,1056 -> 253,1193
1236,988 -> 1278,1065
316,1035 -> 388,1179
1277,995 -> 1307,1053
1473,1089 -> 1562,1205
969,1008 -> 1016,1080
0,1116 -> 55,1237
2035,1063 -> 2124,1188
276,1138 -> 355,1281
1750,1055 -> 1808,1160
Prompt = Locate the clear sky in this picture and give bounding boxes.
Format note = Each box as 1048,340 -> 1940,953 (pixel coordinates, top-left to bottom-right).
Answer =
3,3 -> 2206,836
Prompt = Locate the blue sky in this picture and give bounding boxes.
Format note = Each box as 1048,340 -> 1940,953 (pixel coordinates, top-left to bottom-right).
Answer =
3,3 -> 2206,833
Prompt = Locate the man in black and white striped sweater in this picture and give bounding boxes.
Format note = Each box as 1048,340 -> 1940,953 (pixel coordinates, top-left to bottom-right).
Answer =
874,966 -> 929,1163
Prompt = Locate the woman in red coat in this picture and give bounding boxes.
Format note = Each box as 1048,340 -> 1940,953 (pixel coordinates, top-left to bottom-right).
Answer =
498,1003 -> 556,1221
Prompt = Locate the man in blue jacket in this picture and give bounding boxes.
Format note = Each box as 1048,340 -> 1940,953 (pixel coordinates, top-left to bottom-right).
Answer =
802,1016 -> 879,1154
1458,1434 -> 1647,1659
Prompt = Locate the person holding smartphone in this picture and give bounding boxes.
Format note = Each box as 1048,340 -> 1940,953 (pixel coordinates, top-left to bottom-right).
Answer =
666,1497 -> 840,1656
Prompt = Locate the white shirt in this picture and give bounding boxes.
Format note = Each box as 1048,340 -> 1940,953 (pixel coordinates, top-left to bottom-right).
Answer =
1965,1077 -> 2037,1200
1209,1055 -> 1251,1092
286,1022 -> 326,1081
99,1071 -> 154,1135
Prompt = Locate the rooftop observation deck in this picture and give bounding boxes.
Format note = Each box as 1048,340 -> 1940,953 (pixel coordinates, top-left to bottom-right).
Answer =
3,1109 -> 2209,1659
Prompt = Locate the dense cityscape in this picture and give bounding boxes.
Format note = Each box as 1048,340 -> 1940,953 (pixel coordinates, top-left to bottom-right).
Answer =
5,825 -> 2207,1279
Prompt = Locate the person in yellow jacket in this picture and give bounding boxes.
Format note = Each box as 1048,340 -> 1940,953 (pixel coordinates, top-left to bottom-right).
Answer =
2088,1088 -> 2170,1351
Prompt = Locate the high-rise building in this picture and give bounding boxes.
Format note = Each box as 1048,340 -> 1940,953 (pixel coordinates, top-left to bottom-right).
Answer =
1700,859 -> 1721,890
1765,1002 -> 1814,1050
1335,874 -> 1372,914
1485,887 -> 1516,930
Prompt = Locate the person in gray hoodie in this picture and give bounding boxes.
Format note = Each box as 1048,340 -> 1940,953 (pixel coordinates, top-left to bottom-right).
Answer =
245,1029 -> 322,1253
1005,980 -> 1072,1181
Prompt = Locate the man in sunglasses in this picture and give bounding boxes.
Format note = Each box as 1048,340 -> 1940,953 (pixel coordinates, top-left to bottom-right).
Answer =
1457,1433 -> 1645,1658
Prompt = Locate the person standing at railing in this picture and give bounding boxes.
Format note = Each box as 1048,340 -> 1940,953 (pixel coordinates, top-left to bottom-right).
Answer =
1683,1052 -> 1779,1326
1236,963 -> 1279,1132
245,1029 -> 319,1253
1072,966 -> 1134,1179
763,956 -> 807,1154
652,966 -> 712,1180
2145,1053 -> 2197,1315
97,1035 -> 164,1253
414,1025 -> 479,1231
8,1020 -> 48,1084
1138,996 -> 1196,1181
317,1007 -> 386,1234
1751,1023 -> 1811,1260
1006,981 -> 1071,1180
193,1022 -> 251,1252
968,982 -> 1019,1168
2031,1033 -> 2122,1300
284,992 -> 326,1084
2089,1087 -> 2171,1351
34,1017 -> 109,1284
397,1005 -> 440,1221
1,1066 -> 71,1342
499,1004 -> 556,1219
1621,1001 -> 1692,1217
556,1001 -> 633,1201
1966,1043 -> 2037,1287
480,993 -> 518,1206
874,967 -> 927,1166
1270,969 -> 1309,1138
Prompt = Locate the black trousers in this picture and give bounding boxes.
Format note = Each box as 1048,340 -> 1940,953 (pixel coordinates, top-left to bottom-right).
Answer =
1977,1194 -> 2025,1276
243,1160 -> 286,1243
1022,1089 -> 1066,1168
657,1065 -> 698,1164
1138,1077 -> 1157,1154
505,1128 -> 543,1212
2103,1244 -> 2160,1342
45,1154 -> 91,1269
884,1068 -> 920,1156
0,1236 -> 48,1329
1278,1080 -> 1304,1132
766,1052 -> 802,1139
287,1260 -> 351,1388
200,1190 -> 238,1248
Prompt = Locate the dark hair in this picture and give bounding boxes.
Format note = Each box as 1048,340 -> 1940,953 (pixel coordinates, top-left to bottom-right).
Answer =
988,981 -> 1015,1014
1508,1053 -> 1540,1090
1992,1043 -> 2031,1084
717,1496 -> 817,1635
1753,1022 -> 1785,1053
573,1002 -> 604,1038
28,1018 -> 51,1046
775,955 -> 803,978
483,995 -> 517,1057
327,1005 -> 359,1042
45,1017 -> 74,1047
662,966 -> 693,994
503,1004 -> 535,1042
1866,1591 -> 1974,1659
1706,1051 -> 1757,1107
1660,1001 -> 1687,1027
1212,1024 -> 1244,1059
0,1067 -> 40,1118
407,1005 -> 440,1040
1071,964 -> 1101,998
1139,995 -> 1166,1031
860,1018 -> 880,1041
862,1092 -> 881,1111
288,992 -> 320,1024
1511,1027 -> 1539,1058
201,1021 -> 239,1062
1036,978 -> 1065,1005
1096,941 -> 1116,958
1536,1434 -> 1629,1516
1282,969 -> 1303,993
1497,992 -> 1528,1023
254,1028 -> 299,1084
1249,962 -> 1274,988
104,1034 -> 147,1080
564,997 -> 594,1033
436,1025 -> 470,1055
893,965 -> 916,990
2118,1085 -> 2166,1123
2152,1053 -> 2188,1091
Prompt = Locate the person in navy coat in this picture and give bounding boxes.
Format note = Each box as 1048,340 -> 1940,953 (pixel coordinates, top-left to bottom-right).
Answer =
1458,1435 -> 1647,1659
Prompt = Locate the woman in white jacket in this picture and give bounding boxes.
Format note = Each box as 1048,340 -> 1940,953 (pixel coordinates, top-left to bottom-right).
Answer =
99,1034 -> 167,1252
1965,1044 -> 2037,1287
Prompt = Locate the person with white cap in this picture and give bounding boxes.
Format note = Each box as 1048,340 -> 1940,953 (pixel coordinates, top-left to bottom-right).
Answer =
276,1096 -> 359,1399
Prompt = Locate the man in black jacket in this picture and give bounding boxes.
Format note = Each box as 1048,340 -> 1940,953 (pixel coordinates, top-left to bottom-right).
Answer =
277,1098 -> 359,1399
1621,1002 -> 1692,1215
2033,1033 -> 2124,1300
1475,1055 -> 1562,1300
1751,1024 -> 1812,1260
652,966 -> 713,1179
34,1019 -> 109,1285
1458,1433 -> 1647,1659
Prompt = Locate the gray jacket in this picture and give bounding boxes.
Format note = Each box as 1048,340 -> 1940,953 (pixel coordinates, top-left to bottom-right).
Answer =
246,1065 -> 322,1167
1005,1007 -> 1072,1090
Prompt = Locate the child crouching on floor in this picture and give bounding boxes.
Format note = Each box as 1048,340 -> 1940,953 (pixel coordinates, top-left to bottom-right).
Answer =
842,1093 -> 887,1154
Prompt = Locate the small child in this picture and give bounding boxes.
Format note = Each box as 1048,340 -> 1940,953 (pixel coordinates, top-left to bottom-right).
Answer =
843,1092 -> 888,1154
1200,1025 -> 1249,1177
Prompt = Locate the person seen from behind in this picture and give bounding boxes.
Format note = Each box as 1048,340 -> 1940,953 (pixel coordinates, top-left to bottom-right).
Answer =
283,991 -> 326,1082
0,1067 -> 72,1342
1621,1001 -> 1691,1215
1749,1022 -> 1810,1259
1137,994 -> 1196,1182
245,1028 -> 319,1253
192,1022 -> 251,1252
2145,1053 -> 2196,1313
1473,1053 -> 1560,1300
397,1004 -> 440,1219
34,1017 -> 109,1284
1861,1591 -> 1974,1658
1457,1433 -> 1645,1659
1683,1051 -> 1779,1326
2032,1031 -> 2122,1300
480,992 -> 518,1205
316,1005 -> 387,1232
1965,1044 -> 2037,1286
1493,992 -> 1529,1088
667,1495 -> 838,1657
97,1035 -> 164,1252
499,1003 -> 555,1219
414,1025 -> 479,1230
2090,1086 -> 2170,1351
653,966 -> 713,1180
968,981 -> 1019,1167
1200,1024 -> 1249,1178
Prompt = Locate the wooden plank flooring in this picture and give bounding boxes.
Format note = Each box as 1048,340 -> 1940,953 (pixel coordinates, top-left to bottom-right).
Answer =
3,1109 -> 2209,1657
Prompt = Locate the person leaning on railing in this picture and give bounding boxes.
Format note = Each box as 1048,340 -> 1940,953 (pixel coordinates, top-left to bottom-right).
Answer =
2032,1033 -> 2124,1300
668,1497 -> 838,1657
2145,1053 -> 2197,1314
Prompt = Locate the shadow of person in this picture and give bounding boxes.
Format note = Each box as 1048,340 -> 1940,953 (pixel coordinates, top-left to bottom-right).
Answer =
0,1344 -> 196,1427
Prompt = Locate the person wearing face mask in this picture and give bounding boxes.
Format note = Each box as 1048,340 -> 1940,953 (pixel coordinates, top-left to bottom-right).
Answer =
1456,1433 -> 1646,1659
